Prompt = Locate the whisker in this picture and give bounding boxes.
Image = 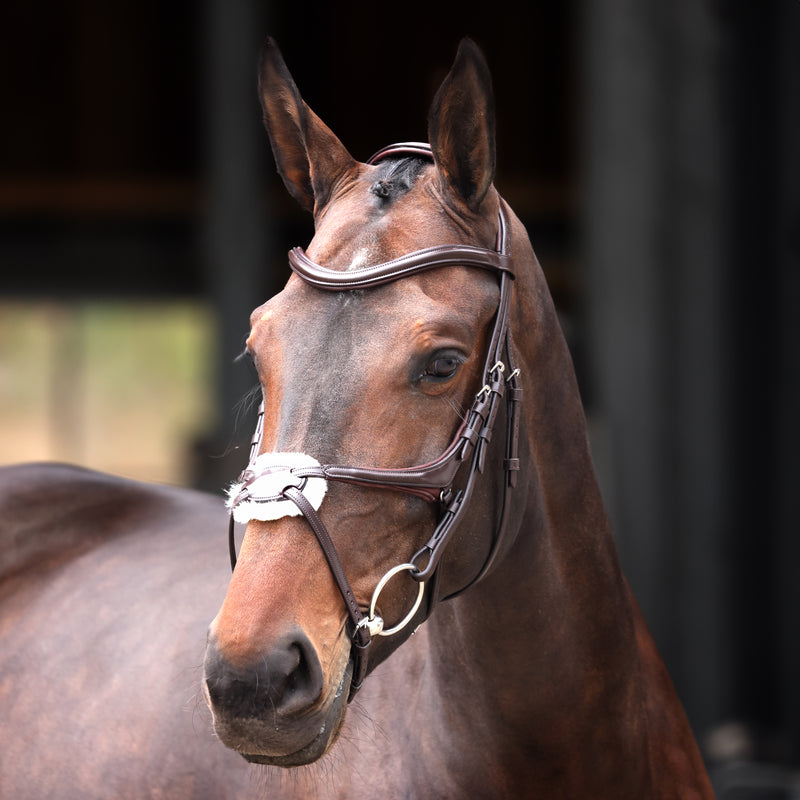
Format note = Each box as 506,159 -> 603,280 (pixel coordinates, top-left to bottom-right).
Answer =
440,392 -> 467,421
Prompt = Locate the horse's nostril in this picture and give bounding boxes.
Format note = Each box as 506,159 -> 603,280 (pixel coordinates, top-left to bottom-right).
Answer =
279,639 -> 321,714
204,630 -> 324,719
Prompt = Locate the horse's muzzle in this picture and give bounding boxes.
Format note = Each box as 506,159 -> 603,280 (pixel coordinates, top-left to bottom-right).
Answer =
202,629 -> 352,765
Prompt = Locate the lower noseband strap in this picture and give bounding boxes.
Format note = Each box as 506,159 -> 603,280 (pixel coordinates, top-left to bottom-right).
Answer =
280,486 -> 371,697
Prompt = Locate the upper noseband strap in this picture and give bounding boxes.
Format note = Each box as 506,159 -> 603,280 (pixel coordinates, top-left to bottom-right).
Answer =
319,422 -> 470,502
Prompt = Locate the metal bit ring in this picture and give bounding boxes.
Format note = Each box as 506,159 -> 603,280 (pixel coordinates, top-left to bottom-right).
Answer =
367,563 -> 425,637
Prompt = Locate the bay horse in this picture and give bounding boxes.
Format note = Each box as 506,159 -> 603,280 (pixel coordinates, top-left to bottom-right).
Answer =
0,38 -> 713,799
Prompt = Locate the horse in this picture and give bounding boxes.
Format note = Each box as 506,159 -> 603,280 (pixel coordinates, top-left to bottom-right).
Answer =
0,463 -> 256,799
0,38 -> 713,799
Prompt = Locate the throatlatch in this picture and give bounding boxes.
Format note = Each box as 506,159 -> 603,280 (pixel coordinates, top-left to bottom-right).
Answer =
226,143 -> 523,699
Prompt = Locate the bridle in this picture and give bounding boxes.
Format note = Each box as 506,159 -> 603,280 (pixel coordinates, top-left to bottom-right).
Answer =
226,143 -> 523,699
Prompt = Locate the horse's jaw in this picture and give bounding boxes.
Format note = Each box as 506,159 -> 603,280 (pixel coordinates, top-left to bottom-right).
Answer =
205,656 -> 352,768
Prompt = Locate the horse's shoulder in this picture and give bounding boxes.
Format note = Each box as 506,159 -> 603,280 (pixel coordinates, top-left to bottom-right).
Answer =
0,463 -> 247,800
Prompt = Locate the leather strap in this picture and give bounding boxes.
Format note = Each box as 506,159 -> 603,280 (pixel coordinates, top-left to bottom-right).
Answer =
288,246 -> 512,290
281,486 -> 371,692
366,141 -> 435,163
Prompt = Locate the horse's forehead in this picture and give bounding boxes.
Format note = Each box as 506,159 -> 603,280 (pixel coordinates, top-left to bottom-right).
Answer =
249,165 -> 500,356
307,169 -> 459,269
262,274 -> 472,335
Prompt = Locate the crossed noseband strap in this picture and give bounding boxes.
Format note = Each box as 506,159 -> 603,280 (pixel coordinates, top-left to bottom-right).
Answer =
226,143 -> 523,700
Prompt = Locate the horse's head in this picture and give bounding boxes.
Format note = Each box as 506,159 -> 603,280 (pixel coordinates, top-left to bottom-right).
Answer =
203,38 -> 525,766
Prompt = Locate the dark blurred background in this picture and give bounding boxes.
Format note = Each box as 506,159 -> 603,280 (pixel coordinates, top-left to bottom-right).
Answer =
1,1 -> 798,794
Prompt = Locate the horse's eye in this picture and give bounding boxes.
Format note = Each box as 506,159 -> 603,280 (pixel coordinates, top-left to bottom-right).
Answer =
423,356 -> 462,380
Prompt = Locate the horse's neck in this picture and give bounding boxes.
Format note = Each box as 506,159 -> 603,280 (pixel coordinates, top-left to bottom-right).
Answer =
418,286 -> 652,787
349,238 -> 712,798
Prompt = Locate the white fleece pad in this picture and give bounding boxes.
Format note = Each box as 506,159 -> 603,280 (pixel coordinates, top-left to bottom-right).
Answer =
226,452 -> 327,524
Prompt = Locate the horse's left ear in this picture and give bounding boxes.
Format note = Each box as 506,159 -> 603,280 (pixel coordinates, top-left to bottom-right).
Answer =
428,39 -> 496,212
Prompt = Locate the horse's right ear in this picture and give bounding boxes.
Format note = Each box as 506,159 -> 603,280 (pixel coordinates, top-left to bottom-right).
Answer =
258,38 -> 355,214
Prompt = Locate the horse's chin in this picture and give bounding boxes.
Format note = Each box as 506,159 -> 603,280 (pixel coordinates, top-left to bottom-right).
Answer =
239,662 -> 352,768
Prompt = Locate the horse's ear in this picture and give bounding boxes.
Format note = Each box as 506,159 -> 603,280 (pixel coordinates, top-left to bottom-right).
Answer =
258,38 -> 356,214
428,39 -> 496,212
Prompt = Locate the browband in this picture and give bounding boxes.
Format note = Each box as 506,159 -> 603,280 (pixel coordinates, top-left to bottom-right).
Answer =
288,245 -> 512,290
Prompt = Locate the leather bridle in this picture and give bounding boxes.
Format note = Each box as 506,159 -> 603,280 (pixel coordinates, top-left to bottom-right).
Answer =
226,143 -> 523,699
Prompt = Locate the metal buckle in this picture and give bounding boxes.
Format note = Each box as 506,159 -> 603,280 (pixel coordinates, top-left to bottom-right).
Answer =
356,615 -> 385,637
476,384 -> 492,401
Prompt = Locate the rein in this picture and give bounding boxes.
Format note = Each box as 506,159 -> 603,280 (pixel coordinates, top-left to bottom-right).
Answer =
226,143 -> 523,699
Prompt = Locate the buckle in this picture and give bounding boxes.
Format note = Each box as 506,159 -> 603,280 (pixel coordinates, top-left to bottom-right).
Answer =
475,384 -> 492,401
